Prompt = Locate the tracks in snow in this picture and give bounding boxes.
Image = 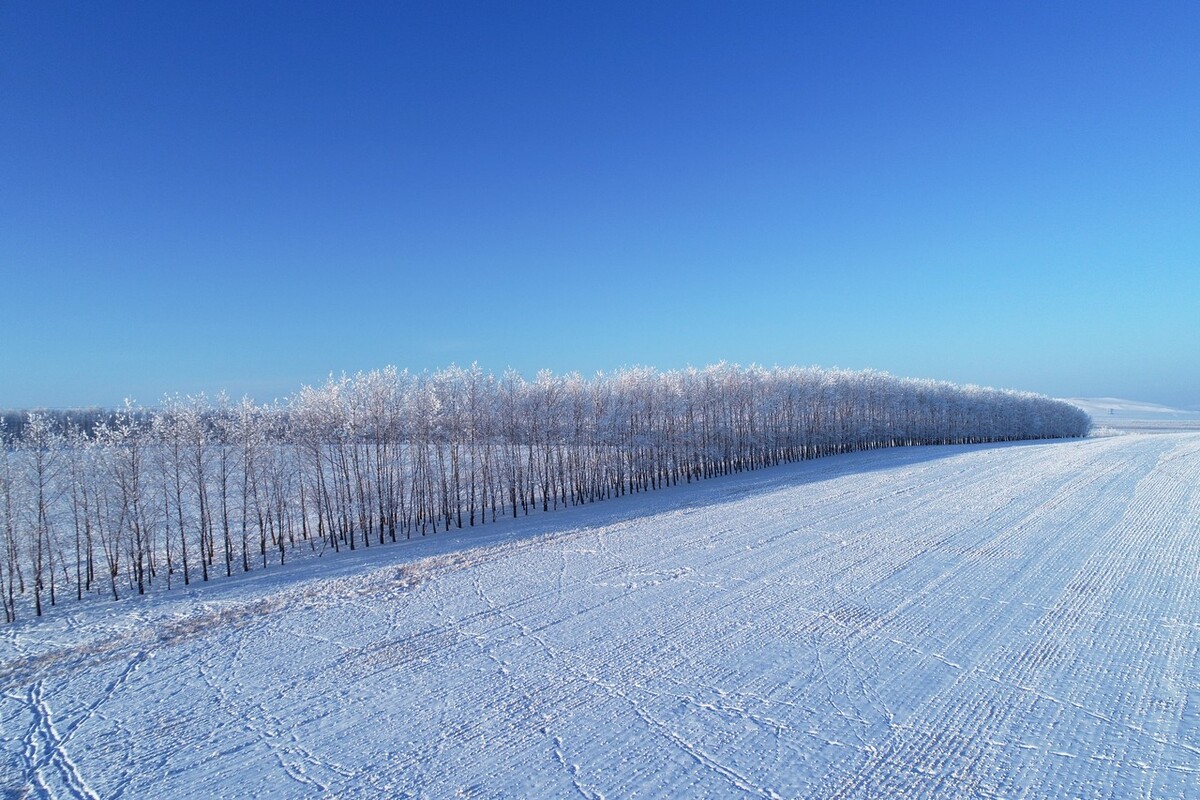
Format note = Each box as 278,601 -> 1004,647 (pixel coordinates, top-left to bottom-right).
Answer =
3,433 -> 1199,797
6,681 -> 101,800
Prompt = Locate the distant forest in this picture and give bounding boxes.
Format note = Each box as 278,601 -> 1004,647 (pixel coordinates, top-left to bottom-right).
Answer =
0,364 -> 1090,622
0,408 -> 132,440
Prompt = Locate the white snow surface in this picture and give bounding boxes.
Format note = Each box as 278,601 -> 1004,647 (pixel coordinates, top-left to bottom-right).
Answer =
1068,397 -> 1200,420
3,433 -> 1200,798
1067,397 -> 1200,436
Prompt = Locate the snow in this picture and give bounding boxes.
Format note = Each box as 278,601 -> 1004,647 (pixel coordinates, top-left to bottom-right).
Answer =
1066,397 -> 1200,437
1067,397 -> 1197,417
3,432 -> 1200,798
1068,397 -> 1200,420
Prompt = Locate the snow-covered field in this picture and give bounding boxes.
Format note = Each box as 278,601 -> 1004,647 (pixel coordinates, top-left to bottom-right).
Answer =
1067,397 -> 1200,421
1068,397 -> 1200,436
3,432 -> 1199,798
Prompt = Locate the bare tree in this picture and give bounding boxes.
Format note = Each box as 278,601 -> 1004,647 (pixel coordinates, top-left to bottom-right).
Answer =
1,363 -> 1091,622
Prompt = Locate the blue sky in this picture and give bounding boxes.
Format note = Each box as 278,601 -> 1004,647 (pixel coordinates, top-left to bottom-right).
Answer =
2,1 -> 1198,409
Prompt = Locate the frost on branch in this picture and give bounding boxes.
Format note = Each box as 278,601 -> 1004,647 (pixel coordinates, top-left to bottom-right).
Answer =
0,364 -> 1089,620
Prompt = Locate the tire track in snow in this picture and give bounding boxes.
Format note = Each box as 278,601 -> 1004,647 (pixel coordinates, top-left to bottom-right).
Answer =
994,435 -> 1200,798
7,434 -> 1200,797
823,435 -> 1198,798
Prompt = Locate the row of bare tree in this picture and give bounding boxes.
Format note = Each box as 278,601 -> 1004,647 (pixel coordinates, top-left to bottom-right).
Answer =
0,363 -> 1090,622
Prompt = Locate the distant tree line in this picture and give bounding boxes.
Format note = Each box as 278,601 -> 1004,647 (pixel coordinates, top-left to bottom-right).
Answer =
0,408 -> 136,440
0,363 -> 1090,622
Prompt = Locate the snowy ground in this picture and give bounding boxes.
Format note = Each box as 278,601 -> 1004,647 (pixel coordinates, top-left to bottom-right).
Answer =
3,432 -> 1199,798
1068,397 -> 1200,436
1066,397 -> 1200,420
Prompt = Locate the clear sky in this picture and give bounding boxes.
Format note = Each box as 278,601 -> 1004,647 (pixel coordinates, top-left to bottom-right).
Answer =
2,1 -> 1198,409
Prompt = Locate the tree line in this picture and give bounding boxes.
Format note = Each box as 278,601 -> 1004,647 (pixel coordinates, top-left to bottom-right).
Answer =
0,407 -> 133,440
0,363 -> 1090,622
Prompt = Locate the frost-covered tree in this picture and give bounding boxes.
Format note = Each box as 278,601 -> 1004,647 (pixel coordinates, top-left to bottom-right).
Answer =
20,413 -> 67,615
0,363 -> 1091,621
